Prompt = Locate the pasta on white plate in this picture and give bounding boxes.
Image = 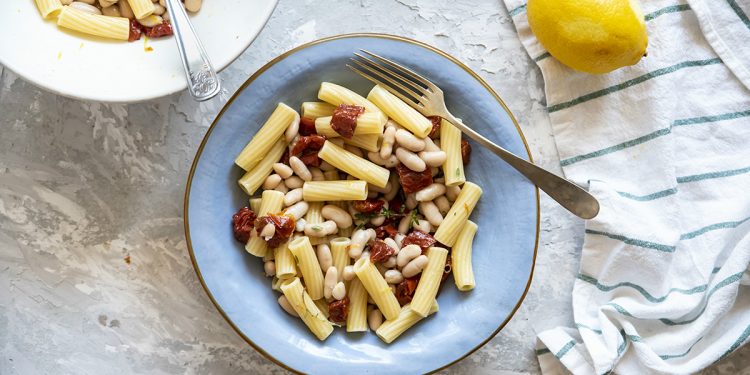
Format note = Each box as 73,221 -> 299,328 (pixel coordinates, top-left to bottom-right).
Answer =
34,0 -> 205,42
230,81 -> 482,342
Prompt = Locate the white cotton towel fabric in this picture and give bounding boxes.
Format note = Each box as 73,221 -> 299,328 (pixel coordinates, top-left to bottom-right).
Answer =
503,0 -> 750,374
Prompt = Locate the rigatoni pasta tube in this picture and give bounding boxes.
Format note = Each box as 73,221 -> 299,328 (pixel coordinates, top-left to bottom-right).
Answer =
287,237 -> 325,300
318,82 -> 382,113
235,103 -> 298,171
315,113 -> 386,137
301,102 -> 336,118
367,85 -> 432,138
452,221 -> 477,291
343,134 -> 380,153
34,0 -> 62,18
126,0 -> 155,19
238,138 -> 287,195
249,198 -> 262,213
440,119 -> 466,186
375,302 -> 438,344
329,237 -> 350,280
302,181 -> 368,202
280,278 -> 333,341
274,242 -> 297,280
57,7 -> 129,41
346,278 -> 369,332
410,247 -> 448,317
353,257 -> 401,320
318,141 -> 390,188
245,190 -> 285,257
433,182 -> 483,246
305,202 -> 326,246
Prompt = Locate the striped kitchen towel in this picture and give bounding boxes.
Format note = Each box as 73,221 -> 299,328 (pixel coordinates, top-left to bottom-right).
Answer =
504,0 -> 750,374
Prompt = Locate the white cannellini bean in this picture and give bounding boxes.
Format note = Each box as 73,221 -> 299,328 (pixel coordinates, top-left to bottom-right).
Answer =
152,3 -> 166,15
319,161 -> 335,171
324,267 -> 338,299
274,184 -> 289,194
367,294 -> 375,305
285,113 -> 301,142
360,251 -> 370,261
370,215 -> 386,226
431,167 -> 440,177
423,137 -> 441,152
332,282 -> 347,300
395,148 -> 427,172
419,150 -> 447,167
394,233 -> 406,248
384,269 -> 404,284
390,284 -> 397,295
349,229 -> 370,258
398,216 -> 411,235
402,255 -> 429,278
344,144 -> 364,157
406,194 -> 418,210
367,228 -> 377,241
419,201 -> 444,227
384,174 -> 401,201
284,201 -> 309,220
321,205 -> 352,228
397,244 -> 422,268
367,151 -> 399,168
70,2 -> 102,14
264,261 -> 276,277
183,0 -> 203,12
446,185 -> 461,201
317,244 -> 333,272
99,0 -> 116,7
295,218 -> 307,232
304,221 -> 337,237
368,182 -> 392,194
273,163 -> 294,179
342,265 -> 356,281
380,126 -> 397,159
278,295 -> 299,317
284,188 -> 303,207
383,256 -> 397,268
376,263 -> 388,277
414,219 -> 432,233
119,0 -> 134,18
368,309 -> 383,331
395,129 -> 426,152
435,195 -> 451,215
367,190 -> 378,199
137,15 -> 163,27
289,156 -> 312,181
101,4 -> 121,17
310,167 -> 325,181
263,174 -> 282,190
415,183 -> 446,202
434,177 -> 445,184
384,237 -> 400,252
330,138 -> 346,148
260,223 -> 275,239
285,176 -> 304,189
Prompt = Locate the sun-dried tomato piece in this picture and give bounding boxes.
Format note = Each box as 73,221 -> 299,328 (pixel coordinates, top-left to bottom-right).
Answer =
330,104 -> 364,138
389,195 -> 405,215
369,239 -> 395,263
279,149 -> 290,165
128,19 -> 142,42
298,152 -> 321,167
396,163 -> 433,194
402,230 -> 437,252
291,135 -> 326,156
427,116 -> 441,138
461,139 -> 471,165
374,224 -> 398,240
144,21 -> 173,38
254,214 -> 296,248
328,297 -> 350,323
299,117 -> 317,136
352,199 -> 385,214
395,276 -> 420,306
232,207 -> 256,243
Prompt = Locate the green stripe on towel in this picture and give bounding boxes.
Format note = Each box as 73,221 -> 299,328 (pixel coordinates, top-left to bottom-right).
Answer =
509,3 -> 526,16
659,272 -> 743,325
645,4 -> 691,21
560,127 -> 671,166
616,187 -> 678,201
555,340 -> 577,359
547,58 -> 723,113
660,337 -> 703,360
680,217 -> 750,240
585,229 -> 676,252
535,347 -> 551,355
576,322 -> 603,334
673,109 -> 750,126
726,0 -> 750,30
719,324 -> 750,361
677,165 -> 750,183
577,274 -> 708,303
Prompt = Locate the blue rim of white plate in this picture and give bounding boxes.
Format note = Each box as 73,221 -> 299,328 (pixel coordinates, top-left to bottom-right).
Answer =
183,33 -> 540,374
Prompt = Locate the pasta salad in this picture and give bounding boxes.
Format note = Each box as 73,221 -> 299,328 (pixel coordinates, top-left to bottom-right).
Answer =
34,0 -> 203,42
231,82 -> 482,343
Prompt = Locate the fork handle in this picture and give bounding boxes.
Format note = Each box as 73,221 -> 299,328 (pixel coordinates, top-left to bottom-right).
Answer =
442,113 -> 600,220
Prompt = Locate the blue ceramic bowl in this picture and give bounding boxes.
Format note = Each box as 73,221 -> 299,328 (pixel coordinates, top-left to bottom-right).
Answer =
185,34 -> 539,374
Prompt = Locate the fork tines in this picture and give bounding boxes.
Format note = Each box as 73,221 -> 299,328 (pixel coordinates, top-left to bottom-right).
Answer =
348,50 -> 435,106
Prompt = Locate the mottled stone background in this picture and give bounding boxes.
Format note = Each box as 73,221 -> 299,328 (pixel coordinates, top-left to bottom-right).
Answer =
0,0 -> 748,374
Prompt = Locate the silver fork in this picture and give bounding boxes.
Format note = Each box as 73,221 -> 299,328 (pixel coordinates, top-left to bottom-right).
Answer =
349,50 -> 599,220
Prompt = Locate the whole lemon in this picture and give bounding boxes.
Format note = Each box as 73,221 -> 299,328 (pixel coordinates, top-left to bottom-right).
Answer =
527,0 -> 648,74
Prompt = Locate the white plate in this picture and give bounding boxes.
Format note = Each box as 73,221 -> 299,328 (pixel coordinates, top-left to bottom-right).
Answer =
0,0 -> 277,102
